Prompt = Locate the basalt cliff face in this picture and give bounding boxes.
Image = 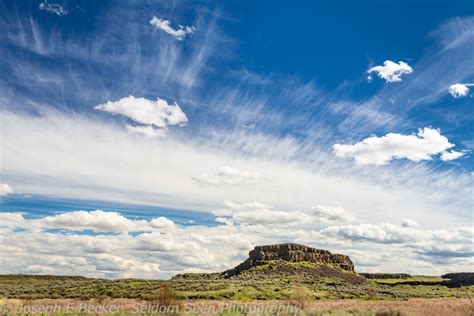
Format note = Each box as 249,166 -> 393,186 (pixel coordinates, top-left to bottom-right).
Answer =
223,243 -> 354,278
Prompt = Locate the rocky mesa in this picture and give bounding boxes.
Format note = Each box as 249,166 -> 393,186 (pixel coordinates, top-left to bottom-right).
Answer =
223,243 -> 354,278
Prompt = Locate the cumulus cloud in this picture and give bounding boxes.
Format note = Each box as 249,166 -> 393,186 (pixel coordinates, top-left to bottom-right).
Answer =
367,60 -> 413,83
333,127 -> 462,165
38,1 -> 68,16
440,150 -> 466,161
150,16 -> 195,41
39,210 -> 146,232
95,96 -> 188,128
192,166 -> 269,186
37,210 -> 175,233
321,222 -> 474,266
0,183 -> 14,196
212,201 -> 353,227
0,212 -> 26,228
95,96 -> 187,138
0,208 -> 471,278
448,83 -> 473,98
322,223 -> 428,244
212,200 -> 311,226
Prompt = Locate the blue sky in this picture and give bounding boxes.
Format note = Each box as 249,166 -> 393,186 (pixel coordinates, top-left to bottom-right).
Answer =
0,0 -> 473,278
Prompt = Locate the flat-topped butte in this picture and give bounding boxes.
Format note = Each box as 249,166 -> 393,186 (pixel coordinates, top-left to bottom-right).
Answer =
223,243 -> 354,278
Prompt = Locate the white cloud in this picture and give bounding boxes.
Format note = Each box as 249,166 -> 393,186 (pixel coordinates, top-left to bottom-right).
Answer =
149,217 -> 176,230
37,210 -> 175,233
95,95 -> 188,128
311,205 -> 355,223
448,83 -> 472,98
241,123 -> 256,129
0,212 -> 26,228
38,1 -> 68,16
212,201 -> 353,227
367,60 -> 413,83
333,127 -> 462,165
321,223 -> 430,244
401,218 -> 420,228
192,166 -> 269,186
0,183 -> 14,196
95,96 -> 187,138
39,210 -> 145,232
211,200 -> 311,226
440,150 -> 466,161
1,109 -> 471,233
126,124 -> 167,138
150,17 -> 195,41
0,208 -> 471,278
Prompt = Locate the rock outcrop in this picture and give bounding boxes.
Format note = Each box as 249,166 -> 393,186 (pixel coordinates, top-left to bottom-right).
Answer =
223,243 -> 354,278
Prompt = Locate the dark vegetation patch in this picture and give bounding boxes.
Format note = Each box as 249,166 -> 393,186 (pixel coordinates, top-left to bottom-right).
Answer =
361,273 -> 411,279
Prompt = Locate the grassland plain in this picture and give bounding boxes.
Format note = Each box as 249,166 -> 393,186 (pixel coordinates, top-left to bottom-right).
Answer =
1,267 -> 474,315
1,262 -> 473,301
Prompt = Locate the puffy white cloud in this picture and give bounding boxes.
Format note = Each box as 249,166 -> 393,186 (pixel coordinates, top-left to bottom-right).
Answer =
212,201 -> 353,227
150,17 -> 195,41
0,212 -> 26,228
212,200 -> 311,226
333,127 -> 462,165
38,1 -> 68,16
192,166 -> 269,186
95,95 -> 188,128
39,210 -> 145,232
38,210 -> 175,233
0,183 -> 14,196
322,223 -> 433,245
367,60 -> 413,83
448,83 -> 472,98
0,207 -> 471,278
440,150 -> 466,161
321,222 -> 474,265
149,217 -> 176,230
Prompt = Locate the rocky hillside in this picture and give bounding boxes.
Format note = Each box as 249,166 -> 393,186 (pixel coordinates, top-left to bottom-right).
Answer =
222,243 -> 355,278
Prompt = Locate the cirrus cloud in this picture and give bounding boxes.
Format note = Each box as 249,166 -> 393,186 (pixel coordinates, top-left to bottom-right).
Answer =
192,166 -> 270,186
